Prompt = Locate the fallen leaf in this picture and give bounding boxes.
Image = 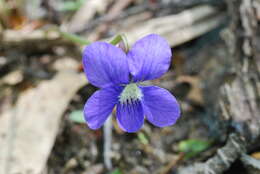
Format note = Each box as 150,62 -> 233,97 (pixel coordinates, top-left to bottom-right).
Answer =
176,75 -> 204,105
251,152 -> 260,160
178,139 -> 211,159
0,71 -> 87,174
1,70 -> 23,85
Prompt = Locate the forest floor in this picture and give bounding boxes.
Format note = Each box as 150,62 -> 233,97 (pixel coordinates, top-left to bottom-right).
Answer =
0,0 -> 259,174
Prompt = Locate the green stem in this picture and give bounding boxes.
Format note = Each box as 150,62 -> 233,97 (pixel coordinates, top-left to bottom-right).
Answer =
109,35 -> 122,45
109,34 -> 129,51
60,31 -> 91,45
58,27 -> 128,48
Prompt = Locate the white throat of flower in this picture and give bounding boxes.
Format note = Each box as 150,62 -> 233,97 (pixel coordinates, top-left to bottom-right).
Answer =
119,83 -> 143,105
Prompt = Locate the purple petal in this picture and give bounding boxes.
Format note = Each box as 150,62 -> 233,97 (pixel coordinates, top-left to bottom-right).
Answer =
116,101 -> 144,133
84,86 -> 123,129
127,34 -> 172,82
141,86 -> 180,127
83,42 -> 129,88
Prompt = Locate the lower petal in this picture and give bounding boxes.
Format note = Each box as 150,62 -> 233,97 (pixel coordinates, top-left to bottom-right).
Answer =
84,86 -> 122,130
141,86 -> 181,127
116,100 -> 144,133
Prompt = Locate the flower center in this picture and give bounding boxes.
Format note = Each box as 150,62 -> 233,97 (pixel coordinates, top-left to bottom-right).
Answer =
119,83 -> 143,104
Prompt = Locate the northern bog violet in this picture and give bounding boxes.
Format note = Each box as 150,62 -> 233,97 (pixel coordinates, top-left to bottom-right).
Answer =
82,34 -> 181,133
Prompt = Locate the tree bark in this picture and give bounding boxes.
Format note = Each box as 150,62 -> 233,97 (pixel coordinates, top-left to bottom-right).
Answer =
178,0 -> 260,173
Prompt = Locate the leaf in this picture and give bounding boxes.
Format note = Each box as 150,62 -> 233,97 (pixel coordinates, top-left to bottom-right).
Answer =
251,152 -> 260,160
110,168 -> 122,174
60,0 -> 86,12
0,71 -> 87,173
137,132 -> 149,145
69,110 -> 85,123
178,139 -> 211,159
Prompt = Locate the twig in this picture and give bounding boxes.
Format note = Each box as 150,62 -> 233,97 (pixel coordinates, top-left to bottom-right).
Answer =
158,152 -> 185,174
87,0 -> 134,41
177,134 -> 247,174
78,0 -> 225,33
0,29 -> 75,54
41,0 -> 60,24
241,153 -> 260,174
116,5 -> 226,47
65,0 -> 111,33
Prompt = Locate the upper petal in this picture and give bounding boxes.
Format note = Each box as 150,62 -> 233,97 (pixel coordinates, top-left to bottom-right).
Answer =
127,34 -> 172,82
84,86 -> 123,130
141,86 -> 180,127
83,42 -> 129,88
116,100 -> 144,133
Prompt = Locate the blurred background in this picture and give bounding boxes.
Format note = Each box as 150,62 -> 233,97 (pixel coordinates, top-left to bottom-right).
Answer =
0,0 -> 260,174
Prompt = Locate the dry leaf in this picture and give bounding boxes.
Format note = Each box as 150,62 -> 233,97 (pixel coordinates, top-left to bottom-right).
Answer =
0,71 -> 87,174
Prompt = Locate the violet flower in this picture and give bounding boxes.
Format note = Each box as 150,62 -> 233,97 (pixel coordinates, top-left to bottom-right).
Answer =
83,34 -> 180,133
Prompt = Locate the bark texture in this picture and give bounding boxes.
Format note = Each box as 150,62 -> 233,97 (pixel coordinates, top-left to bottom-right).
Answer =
178,0 -> 260,173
